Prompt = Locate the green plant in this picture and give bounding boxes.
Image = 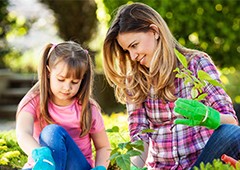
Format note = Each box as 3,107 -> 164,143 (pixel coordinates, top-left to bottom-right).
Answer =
106,126 -> 144,170
193,159 -> 240,170
174,49 -> 224,100
0,130 -> 27,169
106,126 -> 156,170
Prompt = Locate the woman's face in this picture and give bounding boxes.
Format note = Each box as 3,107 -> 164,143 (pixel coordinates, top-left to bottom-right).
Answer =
48,61 -> 81,106
117,28 -> 159,68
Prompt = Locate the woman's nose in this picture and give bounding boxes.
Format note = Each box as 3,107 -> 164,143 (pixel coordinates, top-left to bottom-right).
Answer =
129,51 -> 138,61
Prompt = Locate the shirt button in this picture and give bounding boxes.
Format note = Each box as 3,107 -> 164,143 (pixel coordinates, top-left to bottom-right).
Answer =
173,146 -> 177,150
175,162 -> 179,165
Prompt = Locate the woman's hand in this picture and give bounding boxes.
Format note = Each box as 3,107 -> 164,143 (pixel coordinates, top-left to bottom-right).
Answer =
174,98 -> 220,129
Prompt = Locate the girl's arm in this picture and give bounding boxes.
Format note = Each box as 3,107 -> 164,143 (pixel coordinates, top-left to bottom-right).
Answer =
16,111 -> 40,156
91,129 -> 111,168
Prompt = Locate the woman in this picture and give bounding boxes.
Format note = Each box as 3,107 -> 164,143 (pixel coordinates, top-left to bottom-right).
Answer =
102,2 -> 240,170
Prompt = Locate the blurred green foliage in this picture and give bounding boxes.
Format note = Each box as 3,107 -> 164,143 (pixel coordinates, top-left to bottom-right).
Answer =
41,0 -> 98,46
0,130 -> 27,169
103,0 -> 240,68
220,67 -> 240,104
0,0 -> 29,70
0,0 -> 11,68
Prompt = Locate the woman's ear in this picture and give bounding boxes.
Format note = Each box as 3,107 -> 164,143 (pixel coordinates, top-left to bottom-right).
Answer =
149,24 -> 160,40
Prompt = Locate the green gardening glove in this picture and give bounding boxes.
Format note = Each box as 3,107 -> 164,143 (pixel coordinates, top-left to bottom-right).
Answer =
174,98 -> 220,129
131,166 -> 147,170
32,147 -> 55,170
91,166 -> 106,170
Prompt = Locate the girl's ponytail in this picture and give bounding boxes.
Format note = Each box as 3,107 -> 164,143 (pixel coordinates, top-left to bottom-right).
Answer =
39,44 -> 55,128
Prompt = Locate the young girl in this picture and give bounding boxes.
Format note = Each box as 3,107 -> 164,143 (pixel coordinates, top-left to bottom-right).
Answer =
103,2 -> 240,170
16,41 -> 110,170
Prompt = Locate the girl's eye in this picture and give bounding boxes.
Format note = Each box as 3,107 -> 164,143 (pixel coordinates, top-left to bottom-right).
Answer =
58,79 -> 64,82
72,81 -> 79,84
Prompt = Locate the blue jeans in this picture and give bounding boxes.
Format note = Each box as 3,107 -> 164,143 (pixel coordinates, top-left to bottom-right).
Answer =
23,124 -> 92,170
191,124 -> 240,169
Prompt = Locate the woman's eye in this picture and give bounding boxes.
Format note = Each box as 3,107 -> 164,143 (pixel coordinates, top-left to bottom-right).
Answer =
131,43 -> 137,48
58,79 -> 64,82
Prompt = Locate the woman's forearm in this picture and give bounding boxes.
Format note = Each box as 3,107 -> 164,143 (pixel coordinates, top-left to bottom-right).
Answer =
220,114 -> 238,125
131,141 -> 149,167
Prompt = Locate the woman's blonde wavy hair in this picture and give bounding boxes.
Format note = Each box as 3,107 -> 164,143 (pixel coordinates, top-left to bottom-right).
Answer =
103,2 -> 193,104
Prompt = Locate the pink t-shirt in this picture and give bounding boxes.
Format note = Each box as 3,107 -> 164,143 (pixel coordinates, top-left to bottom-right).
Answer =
17,93 -> 105,167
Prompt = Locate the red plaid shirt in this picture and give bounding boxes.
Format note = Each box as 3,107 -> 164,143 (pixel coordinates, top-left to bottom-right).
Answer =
127,53 -> 236,169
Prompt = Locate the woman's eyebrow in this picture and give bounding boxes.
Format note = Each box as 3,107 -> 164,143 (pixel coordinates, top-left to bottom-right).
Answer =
127,40 -> 136,49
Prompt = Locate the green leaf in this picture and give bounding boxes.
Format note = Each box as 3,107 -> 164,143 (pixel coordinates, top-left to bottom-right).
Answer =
110,148 -> 120,156
126,150 -> 142,157
109,151 -> 121,160
208,79 -> 225,90
173,67 -> 180,73
175,73 -> 184,78
174,48 -> 188,68
197,70 -> 225,89
197,70 -> 213,81
141,129 -> 156,133
106,126 -> 119,133
116,154 -> 131,170
130,140 -> 144,151
191,88 -> 199,99
195,93 -> 208,101
118,142 -> 129,150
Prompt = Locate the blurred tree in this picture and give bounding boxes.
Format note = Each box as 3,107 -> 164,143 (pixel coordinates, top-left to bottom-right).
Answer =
103,0 -> 240,68
0,0 -> 11,68
0,0 -> 29,70
41,0 -> 98,47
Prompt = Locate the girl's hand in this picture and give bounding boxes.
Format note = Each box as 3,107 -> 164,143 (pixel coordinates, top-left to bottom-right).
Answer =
174,98 -> 220,129
32,147 -> 55,170
91,165 -> 106,170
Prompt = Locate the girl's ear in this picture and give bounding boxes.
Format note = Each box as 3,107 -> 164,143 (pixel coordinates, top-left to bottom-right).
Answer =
149,24 -> 160,40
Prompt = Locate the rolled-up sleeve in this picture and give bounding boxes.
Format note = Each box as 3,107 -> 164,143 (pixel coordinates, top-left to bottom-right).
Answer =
191,55 -> 237,120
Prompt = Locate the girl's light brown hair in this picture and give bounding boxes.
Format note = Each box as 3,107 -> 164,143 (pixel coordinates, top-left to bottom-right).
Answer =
103,2 -> 194,104
18,41 -> 95,137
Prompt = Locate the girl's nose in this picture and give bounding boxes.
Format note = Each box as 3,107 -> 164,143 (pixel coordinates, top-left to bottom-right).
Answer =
63,83 -> 71,91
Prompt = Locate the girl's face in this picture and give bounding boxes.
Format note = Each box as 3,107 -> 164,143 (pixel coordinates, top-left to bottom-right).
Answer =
48,61 -> 81,106
117,28 -> 159,68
